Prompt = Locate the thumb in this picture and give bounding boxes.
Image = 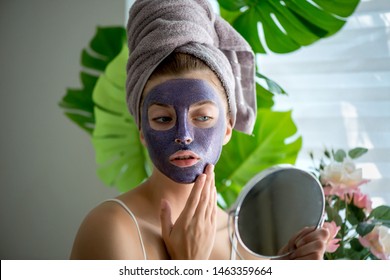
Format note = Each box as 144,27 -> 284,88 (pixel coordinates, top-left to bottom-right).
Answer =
160,199 -> 173,240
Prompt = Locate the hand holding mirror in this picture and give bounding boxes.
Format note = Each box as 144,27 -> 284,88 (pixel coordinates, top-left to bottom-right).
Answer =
229,165 -> 325,259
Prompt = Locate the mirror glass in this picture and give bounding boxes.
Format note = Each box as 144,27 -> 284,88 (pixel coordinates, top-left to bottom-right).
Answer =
231,165 -> 325,259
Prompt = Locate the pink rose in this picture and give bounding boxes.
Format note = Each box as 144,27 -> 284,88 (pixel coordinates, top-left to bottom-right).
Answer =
323,221 -> 341,253
321,159 -> 369,198
359,225 -> 390,260
351,192 -> 372,212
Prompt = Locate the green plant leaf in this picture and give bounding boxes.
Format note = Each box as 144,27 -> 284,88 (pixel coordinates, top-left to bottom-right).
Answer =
90,26 -> 126,59
256,82 -> 274,109
350,237 -> 365,251
344,247 -> 370,260
348,147 -> 368,159
92,44 -> 151,192
93,45 -> 129,115
256,72 -> 286,95
347,203 -> 366,225
267,1 -> 319,46
326,205 -> 343,226
255,72 -> 286,109
312,0 -> 360,17
63,111 -> 94,134
334,149 -> 347,162
215,109 -> 302,208
356,222 -> 375,237
218,0 -> 359,53
284,0 -> 346,37
219,5 -> 243,24
218,0 -> 246,11
233,7 -> 266,53
92,108 -> 150,192
369,205 -> 390,221
59,72 -> 98,134
59,26 -> 126,134
255,2 -> 301,54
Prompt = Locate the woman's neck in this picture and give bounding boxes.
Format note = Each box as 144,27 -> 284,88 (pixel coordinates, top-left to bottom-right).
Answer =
142,168 -> 195,223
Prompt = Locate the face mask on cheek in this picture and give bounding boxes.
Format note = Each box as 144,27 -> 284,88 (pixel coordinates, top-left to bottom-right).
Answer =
141,79 -> 227,183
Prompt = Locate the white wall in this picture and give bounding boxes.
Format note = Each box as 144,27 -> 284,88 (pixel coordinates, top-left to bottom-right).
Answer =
0,0 -> 123,259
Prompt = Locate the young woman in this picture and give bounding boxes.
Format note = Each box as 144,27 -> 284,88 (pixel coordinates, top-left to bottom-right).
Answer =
70,0 -> 329,260
70,53 -> 328,260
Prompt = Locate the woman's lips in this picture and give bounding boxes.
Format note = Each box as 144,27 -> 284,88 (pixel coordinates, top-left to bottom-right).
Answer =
169,150 -> 200,167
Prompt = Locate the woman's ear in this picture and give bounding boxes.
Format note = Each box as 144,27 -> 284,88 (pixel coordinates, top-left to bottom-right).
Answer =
139,130 -> 147,147
223,120 -> 233,145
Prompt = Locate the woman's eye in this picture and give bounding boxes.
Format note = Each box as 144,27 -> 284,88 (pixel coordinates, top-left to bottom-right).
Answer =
152,116 -> 172,123
195,116 -> 212,122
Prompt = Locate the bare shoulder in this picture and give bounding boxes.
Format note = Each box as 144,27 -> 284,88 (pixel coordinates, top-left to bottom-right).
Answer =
70,200 -> 145,260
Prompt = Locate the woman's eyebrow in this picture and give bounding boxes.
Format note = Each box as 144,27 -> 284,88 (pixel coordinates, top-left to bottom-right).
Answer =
191,100 -> 217,108
149,102 -> 171,108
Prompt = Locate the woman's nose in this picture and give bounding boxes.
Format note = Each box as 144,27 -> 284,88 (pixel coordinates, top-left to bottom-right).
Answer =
174,118 -> 193,145
174,137 -> 192,144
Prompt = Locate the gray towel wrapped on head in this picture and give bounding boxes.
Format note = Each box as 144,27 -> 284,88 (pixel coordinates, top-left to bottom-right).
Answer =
126,0 -> 256,135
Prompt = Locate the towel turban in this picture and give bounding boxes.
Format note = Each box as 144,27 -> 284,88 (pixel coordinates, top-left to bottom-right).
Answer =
126,0 -> 256,134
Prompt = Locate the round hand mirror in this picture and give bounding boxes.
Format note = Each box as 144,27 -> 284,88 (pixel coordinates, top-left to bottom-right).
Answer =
229,165 -> 325,259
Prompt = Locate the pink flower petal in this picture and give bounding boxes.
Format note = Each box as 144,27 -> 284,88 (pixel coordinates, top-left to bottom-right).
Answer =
323,221 -> 341,253
359,228 -> 388,260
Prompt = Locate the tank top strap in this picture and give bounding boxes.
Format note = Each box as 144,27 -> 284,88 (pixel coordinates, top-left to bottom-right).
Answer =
228,212 -> 242,260
104,198 -> 147,260
230,233 -> 238,260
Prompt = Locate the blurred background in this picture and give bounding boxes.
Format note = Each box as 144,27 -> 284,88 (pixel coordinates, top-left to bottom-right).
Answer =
0,0 -> 122,259
1,0 -> 389,259
258,0 -> 390,207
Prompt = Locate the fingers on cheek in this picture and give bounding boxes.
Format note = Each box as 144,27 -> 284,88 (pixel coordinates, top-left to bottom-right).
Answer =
197,174 -> 207,188
208,181 -> 216,206
215,193 -> 218,212
195,175 -> 207,199
206,169 -> 216,210
211,191 -> 217,222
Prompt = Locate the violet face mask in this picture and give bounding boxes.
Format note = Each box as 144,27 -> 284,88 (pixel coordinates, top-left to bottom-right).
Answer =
141,79 -> 227,183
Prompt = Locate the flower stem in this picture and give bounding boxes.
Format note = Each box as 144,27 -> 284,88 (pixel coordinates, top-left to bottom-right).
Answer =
325,252 -> 333,260
362,251 -> 371,260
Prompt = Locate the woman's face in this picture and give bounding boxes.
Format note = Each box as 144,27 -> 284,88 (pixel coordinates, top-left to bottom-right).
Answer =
141,73 -> 231,183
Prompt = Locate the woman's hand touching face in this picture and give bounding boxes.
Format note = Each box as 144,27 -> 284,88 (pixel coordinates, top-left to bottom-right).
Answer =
160,164 -> 217,260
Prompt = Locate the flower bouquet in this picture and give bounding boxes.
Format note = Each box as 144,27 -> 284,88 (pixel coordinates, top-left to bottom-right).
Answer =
310,147 -> 390,260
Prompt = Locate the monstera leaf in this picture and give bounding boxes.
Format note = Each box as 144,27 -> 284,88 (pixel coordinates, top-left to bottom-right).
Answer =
92,45 -> 152,192
59,26 -> 126,134
218,0 -> 360,53
256,72 -> 286,109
